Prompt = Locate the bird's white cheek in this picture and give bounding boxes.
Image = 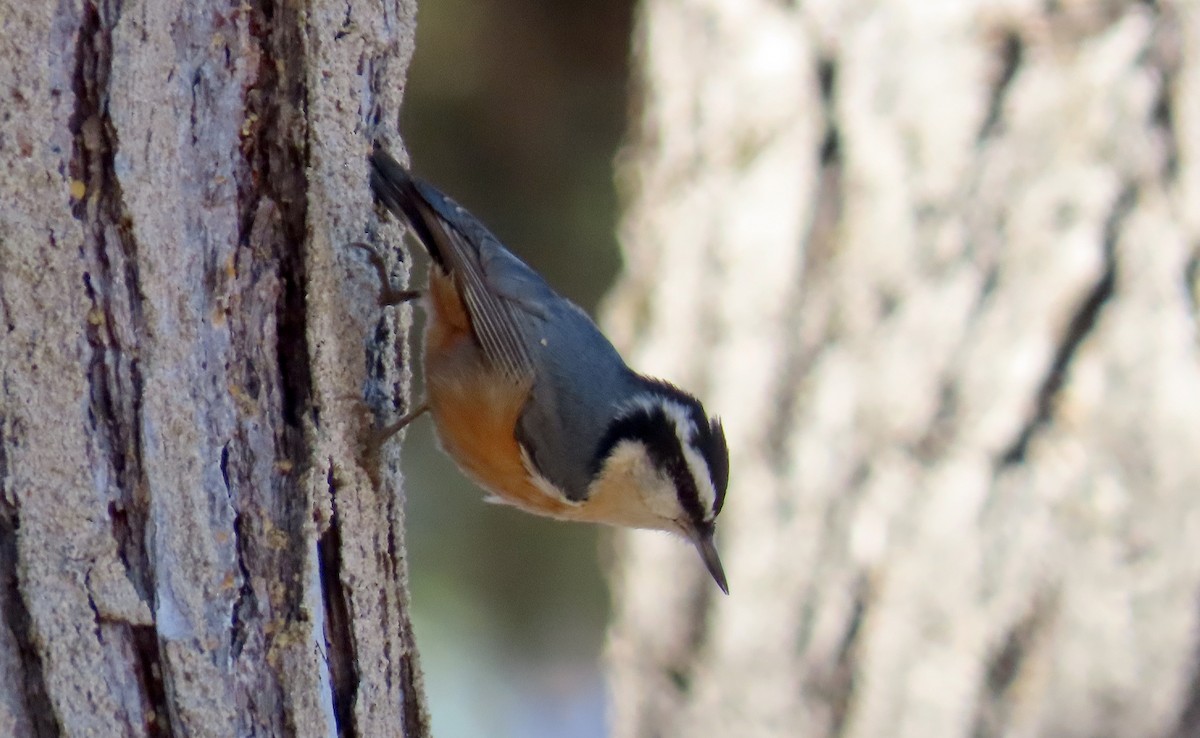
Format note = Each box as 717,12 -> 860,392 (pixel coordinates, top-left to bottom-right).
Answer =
590,441 -> 680,526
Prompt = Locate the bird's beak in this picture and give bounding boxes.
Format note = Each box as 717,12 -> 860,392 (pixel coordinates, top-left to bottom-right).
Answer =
691,527 -> 729,595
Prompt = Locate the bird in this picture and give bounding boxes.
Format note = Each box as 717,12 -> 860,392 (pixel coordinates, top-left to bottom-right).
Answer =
361,146 -> 731,594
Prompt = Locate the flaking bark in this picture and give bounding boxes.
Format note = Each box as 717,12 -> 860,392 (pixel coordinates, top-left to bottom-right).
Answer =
0,0 -> 427,735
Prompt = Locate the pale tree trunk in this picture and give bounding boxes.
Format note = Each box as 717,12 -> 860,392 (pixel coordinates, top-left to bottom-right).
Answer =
0,1 -> 428,736
604,2 -> 1200,737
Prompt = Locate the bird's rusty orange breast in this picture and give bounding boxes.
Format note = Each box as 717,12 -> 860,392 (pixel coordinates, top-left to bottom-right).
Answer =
423,268 -> 575,518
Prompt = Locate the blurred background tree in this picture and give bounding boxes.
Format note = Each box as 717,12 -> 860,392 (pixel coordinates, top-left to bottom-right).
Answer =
603,1 -> 1200,738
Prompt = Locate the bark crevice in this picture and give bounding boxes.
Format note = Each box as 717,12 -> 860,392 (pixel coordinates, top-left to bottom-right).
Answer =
979,30 -> 1023,143
972,592 -> 1058,738
319,463 -> 360,738
0,505 -> 62,738
998,185 -> 1131,467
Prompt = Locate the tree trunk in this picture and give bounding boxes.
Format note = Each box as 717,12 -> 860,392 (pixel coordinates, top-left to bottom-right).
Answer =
0,1 -> 427,736
604,2 -> 1200,737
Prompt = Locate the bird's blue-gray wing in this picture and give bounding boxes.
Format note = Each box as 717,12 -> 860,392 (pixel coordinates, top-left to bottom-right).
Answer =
370,150 -> 549,380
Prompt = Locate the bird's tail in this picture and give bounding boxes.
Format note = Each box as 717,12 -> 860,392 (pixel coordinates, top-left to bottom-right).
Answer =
368,146 -> 451,270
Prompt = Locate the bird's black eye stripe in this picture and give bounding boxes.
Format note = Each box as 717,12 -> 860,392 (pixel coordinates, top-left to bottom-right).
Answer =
593,404 -> 706,524
633,378 -> 730,516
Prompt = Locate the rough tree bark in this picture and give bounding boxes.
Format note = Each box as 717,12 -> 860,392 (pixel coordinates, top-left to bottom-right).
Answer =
604,2 -> 1200,737
0,1 -> 427,736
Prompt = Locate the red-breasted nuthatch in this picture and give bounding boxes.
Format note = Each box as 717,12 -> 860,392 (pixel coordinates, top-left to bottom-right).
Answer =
364,147 -> 730,593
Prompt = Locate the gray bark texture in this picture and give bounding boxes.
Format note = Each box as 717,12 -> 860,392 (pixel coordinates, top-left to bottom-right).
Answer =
0,0 -> 427,736
603,2 -> 1200,738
